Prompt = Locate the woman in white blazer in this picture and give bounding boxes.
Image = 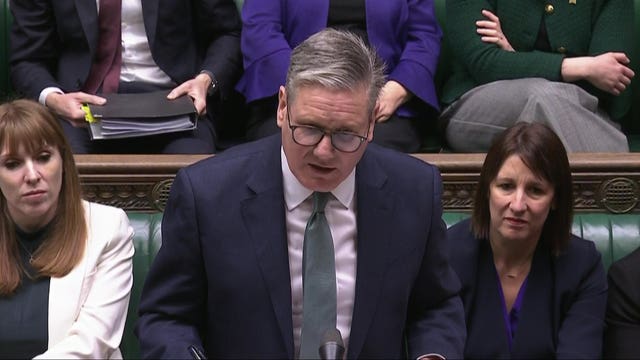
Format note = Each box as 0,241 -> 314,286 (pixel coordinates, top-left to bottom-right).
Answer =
0,99 -> 134,359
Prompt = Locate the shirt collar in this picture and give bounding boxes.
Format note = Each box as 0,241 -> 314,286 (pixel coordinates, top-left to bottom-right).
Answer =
281,147 -> 355,211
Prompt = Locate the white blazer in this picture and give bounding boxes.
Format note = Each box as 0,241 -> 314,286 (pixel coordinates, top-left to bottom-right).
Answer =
35,201 -> 134,359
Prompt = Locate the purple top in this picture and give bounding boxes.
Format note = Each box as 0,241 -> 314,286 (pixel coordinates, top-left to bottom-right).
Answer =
236,0 -> 442,114
497,276 -> 529,351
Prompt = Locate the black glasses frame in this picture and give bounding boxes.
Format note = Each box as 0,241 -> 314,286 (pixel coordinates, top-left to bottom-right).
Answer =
286,105 -> 369,153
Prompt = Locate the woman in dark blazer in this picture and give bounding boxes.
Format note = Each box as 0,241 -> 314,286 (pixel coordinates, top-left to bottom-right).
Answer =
236,0 -> 442,152
447,123 -> 607,358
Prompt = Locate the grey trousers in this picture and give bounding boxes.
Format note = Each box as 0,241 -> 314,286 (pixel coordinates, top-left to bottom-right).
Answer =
440,78 -> 629,152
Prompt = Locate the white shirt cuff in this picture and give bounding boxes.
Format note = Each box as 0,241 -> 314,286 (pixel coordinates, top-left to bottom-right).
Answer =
39,87 -> 64,106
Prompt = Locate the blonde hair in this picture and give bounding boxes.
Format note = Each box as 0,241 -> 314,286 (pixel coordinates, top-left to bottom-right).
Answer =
0,99 -> 86,295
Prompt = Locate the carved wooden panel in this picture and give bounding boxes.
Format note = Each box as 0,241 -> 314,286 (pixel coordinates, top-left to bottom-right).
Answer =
75,153 -> 640,213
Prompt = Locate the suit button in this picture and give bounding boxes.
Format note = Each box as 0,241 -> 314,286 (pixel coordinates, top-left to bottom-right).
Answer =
557,46 -> 567,54
545,4 -> 555,13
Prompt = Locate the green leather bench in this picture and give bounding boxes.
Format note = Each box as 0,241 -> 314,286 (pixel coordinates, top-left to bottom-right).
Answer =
1,0 -> 639,356
120,211 -> 640,359
121,213 -> 163,360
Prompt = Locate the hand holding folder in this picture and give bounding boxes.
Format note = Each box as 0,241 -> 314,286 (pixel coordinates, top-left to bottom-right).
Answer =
82,90 -> 198,140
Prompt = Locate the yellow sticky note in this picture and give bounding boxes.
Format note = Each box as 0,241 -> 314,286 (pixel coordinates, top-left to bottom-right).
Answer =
81,104 -> 96,123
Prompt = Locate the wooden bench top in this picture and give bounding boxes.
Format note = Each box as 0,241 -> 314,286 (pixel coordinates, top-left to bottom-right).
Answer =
75,153 -> 640,213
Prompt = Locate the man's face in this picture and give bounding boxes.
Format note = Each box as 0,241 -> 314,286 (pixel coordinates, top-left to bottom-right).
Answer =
276,85 -> 374,192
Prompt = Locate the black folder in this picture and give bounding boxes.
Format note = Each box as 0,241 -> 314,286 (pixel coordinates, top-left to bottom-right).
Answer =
84,90 -> 198,140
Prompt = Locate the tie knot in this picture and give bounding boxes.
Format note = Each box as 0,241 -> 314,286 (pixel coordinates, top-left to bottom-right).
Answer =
312,192 -> 330,213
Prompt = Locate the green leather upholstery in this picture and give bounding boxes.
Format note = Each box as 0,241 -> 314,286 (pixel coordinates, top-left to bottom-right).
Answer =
121,211 -> 640,358
122,213 -> 163,360
573,214 -> 640,268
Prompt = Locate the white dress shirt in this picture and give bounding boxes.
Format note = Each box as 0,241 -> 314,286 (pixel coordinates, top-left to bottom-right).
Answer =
118,0 -> 173,86
39,0 -> 174,104
281,148 -> 357,357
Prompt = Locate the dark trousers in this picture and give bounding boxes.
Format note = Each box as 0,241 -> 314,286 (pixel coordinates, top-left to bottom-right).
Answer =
62,81 -> 217,154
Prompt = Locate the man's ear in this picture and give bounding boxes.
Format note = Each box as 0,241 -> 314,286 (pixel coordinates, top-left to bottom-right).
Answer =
372,100 -> 381,120
276,86 -> 287,128
367,103 -> 379,142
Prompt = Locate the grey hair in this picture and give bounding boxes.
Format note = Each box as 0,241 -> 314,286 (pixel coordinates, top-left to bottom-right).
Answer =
285,28 -> 387,114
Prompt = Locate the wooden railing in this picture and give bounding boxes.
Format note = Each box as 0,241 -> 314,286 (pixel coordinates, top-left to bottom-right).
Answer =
75,153 -> 640,213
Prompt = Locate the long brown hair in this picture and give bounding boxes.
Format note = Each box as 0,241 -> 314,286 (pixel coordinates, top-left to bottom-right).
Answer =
0,99 -> 87,295
471,123 -> 573,255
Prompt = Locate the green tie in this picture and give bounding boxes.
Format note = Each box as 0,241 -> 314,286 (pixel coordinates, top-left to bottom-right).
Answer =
299,192 -> 337,359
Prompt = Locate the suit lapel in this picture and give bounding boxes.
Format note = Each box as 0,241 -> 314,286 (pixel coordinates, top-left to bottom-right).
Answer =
74,0 -> 99,54
511,245 -> 555,356
141,0 -> 160,49
467,242 -> 512,357
347,152 -> 394,358
48,261 -> 88,347
240,143 -> 294,358
47,204 -> 92,347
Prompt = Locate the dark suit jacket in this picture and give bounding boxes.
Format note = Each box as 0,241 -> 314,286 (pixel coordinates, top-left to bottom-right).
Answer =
447,219 -> 608,359
136,135 -> 466,359
604,246 -> 640,359
9,0 -> 241,99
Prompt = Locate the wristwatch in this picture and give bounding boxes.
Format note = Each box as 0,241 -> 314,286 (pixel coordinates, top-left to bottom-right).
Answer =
200,70 -> 218,96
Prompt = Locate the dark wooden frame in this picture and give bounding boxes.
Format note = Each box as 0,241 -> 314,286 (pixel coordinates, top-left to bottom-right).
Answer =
76,153 -> 640,213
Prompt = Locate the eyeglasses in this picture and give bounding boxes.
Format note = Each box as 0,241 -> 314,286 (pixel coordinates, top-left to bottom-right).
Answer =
286,106 -> 369,153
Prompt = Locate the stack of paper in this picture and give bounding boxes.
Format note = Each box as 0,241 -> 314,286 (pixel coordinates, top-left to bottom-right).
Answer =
84,90 -> 197,140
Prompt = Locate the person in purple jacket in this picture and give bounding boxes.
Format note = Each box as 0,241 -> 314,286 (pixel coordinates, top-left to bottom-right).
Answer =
236,0 -> 442,153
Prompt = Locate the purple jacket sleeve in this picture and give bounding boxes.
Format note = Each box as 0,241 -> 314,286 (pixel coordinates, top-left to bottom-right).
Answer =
367,0 -> 441,112
237,0 -> 442,112
237,0 -> 295,102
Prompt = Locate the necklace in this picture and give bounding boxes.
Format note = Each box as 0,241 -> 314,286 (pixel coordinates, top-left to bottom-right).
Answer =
501,262 -> 531,280
495,256 -> 533,280
16,239 -> 35,263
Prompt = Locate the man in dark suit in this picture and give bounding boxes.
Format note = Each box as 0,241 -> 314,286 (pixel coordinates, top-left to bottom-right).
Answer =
136,28 -> 465,359
9,0 -> 241,154
604,246 -> 640,359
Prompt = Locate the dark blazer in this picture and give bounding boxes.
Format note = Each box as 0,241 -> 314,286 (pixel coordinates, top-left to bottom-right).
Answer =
442,0 -> 633,120
236,0 -> 442,115
136,135 -> 466,359
9,0 -> 241,99
447,219 -> 608,359
604,246 -> 640,359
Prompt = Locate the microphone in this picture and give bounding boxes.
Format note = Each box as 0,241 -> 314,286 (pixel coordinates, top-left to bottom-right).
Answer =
318,328 -> 345,360
188,345 -> 207,360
